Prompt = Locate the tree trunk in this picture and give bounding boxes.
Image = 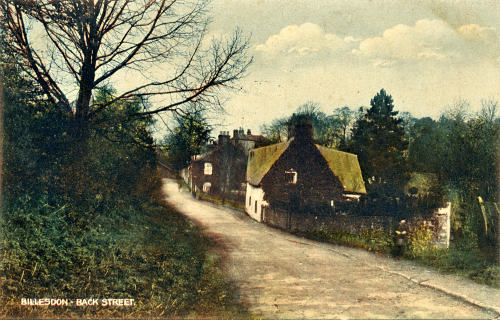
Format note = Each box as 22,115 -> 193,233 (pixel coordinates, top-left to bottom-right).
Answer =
63,48 -> 95,204
62,77 -> 93,205
0,79 -> 4,219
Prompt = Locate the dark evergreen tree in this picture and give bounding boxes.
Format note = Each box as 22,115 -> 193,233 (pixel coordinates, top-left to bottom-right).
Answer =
350,89 -> 408,195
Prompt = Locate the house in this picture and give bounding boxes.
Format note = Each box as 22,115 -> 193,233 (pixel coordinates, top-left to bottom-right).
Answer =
231,128 -> 268,156
184,129 -> 269,202
245,120 -> 366,222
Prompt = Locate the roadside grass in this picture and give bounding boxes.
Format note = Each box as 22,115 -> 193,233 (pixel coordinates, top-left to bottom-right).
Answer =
195,192 -> 245,212
296,228 -> 499,288
0,196 -> 251,318
178,180 -> 245,212
404,245 -> 500,288
297,229 -> 393,254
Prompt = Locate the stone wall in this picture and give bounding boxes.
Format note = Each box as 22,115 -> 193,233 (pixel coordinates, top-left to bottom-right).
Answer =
264,209 -> 395,233
263,202 -> 452,248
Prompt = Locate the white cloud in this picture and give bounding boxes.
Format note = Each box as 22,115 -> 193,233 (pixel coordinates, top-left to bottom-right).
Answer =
456,24 -> 496,42
356,19 -> 499,64
255,23 -> 351,57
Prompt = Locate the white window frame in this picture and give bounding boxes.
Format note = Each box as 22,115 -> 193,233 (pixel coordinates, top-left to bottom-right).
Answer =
285,168 -> 298,184
204,162 -> 213,175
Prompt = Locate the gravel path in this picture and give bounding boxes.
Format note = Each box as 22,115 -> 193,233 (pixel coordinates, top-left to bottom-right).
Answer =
163,179 -> 498,319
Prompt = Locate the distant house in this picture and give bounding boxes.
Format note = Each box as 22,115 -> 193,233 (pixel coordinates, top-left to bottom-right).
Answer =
245,120 -> 366,222
183,128 -> 269,202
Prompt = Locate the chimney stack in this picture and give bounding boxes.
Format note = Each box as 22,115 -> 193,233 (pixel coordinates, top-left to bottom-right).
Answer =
289,117 -> 313,141
218,131 -> 230,144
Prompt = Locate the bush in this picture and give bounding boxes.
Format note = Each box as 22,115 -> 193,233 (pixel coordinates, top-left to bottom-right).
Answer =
0,190 -> 247,317
302,228 -> 393,254
0,79 -> 246,317
406,222 -> 435,259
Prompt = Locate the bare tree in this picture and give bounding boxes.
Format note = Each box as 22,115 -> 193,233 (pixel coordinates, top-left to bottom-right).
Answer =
0,0 -> 252,138
480,98 -> 498,122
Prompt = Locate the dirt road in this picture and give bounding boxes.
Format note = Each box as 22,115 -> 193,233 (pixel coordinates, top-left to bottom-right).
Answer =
163,179 -> 497,319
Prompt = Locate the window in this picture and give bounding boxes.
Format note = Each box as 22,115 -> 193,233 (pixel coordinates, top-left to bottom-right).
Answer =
254,200 -> 257,213
204,162 -> 212,175
249,196 -> 252,206
285,168 -> 297,184
203,182 -> 211,193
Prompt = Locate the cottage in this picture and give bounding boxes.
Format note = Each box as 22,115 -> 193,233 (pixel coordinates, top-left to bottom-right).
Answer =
185,129 -> 268,202
245,120 -> 366,222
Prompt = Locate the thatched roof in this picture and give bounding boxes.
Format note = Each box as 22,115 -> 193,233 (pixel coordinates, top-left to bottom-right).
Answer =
315,145 -> 366,194
246,140 -> 291,186
246,139 -> 366,194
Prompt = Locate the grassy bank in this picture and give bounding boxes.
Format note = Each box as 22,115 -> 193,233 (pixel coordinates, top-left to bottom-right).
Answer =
404,244 -> 499,288
0,196 -> 250,318
0,67 -> 252,318
298,228 -> 499,288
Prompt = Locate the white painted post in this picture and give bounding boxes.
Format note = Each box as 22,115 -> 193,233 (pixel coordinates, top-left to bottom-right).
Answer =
435,202 -> 452,248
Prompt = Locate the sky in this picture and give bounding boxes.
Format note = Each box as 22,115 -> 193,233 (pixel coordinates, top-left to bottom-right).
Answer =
201,0 -> 500,135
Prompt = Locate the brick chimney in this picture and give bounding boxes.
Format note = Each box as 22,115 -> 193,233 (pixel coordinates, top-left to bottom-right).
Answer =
289,117 -> 313,141
218,131 -> 230,144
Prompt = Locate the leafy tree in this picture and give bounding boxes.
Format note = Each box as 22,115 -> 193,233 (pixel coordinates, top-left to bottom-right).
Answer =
408,117 -> 444,175
435,100 -> 499,252
438,100 -> 499,201
1,47 -> 71,203
83,86 -> 159,202
164,111 -> 211,171
350,89 -> 408,194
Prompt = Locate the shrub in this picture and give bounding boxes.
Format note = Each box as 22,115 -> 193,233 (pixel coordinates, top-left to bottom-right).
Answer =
406,222 -> 435,259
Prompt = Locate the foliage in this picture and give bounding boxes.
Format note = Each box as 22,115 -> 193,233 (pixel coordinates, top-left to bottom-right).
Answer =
1,55 -> 71,202
403,240 -> 500,288
260,102 -> 356,148
163,111 -> 212,171
407,117 -> 444,174
260,117 -> 289,143
0,197 -> 248,317
329,106 -> 356,150
439,102 -> 499,201
0,62 -> 246,317
436,102 -> 499,254
302,228 -> 394,254
405,222 -> 434,259
301,224 -> 499,288
349,89 -> 408,195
